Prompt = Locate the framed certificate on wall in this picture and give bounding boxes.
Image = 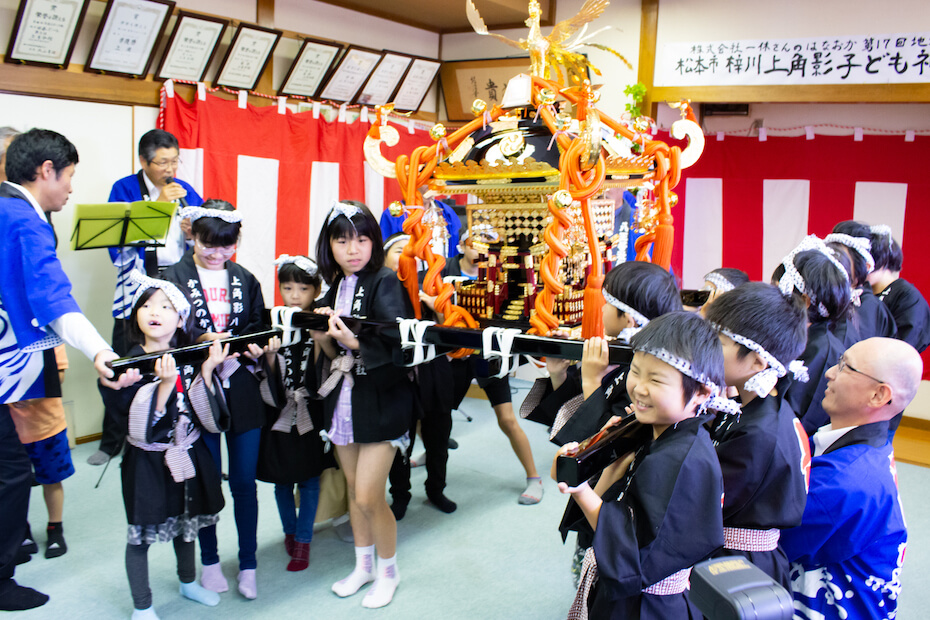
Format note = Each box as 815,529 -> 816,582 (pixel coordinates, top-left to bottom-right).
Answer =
214,22 -> 282,91
354,51 -> 413,106
155,11 -> 227,82
317,45 -> 382,103
4,0 -> 90,68
278,38 -> 343,98
85,0 -> 175,78
392,56 -> 441,112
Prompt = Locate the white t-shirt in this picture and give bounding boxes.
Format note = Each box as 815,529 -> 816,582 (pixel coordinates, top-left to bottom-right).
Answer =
196,267 -> 231,332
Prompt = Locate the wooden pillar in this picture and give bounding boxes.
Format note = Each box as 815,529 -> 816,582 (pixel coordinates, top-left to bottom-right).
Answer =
638,0 -> 659,119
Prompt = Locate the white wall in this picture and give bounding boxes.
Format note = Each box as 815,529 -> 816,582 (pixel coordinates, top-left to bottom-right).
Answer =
1,93 -> 137,439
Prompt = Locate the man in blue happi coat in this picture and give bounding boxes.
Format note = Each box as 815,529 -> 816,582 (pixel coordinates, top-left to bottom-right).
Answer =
781,336 -> 921,620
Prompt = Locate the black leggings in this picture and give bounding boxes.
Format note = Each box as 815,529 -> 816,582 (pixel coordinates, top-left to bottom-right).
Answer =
125,537 -> 196,610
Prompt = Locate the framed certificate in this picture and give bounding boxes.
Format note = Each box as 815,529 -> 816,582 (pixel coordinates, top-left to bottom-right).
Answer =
214,22 -> 282,90
354,51 -> 413,106
85,0 -> 175,78
392,56 -> 441,112
278,37 -> 343,98
318,45 -> 382,103
4,0 -> 89,68
155,11 -> 228,82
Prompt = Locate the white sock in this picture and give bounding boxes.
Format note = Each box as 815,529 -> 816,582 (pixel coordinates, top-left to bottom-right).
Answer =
362,555 -> 400,609
131,607 -> 160,620
332,545 -> 375,597
179,581 -> 220,607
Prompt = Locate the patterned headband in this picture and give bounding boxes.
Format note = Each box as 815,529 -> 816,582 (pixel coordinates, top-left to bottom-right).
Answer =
777,235 -> 848,318
274,254 -> 318,277
384,234 -> 410,251
326,201 -> 364,227
179,206 -> 242,224
703,272 -> 736,294
129,270 -> 191,321
825,232 -> 875,273
602,290 -> 650,327
633,345 -> 742,416
870,224 -> 893,240
712,324 -> 809,397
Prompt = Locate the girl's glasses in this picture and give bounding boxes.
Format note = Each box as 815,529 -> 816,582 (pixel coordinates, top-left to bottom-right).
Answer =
195,239 -> 237,257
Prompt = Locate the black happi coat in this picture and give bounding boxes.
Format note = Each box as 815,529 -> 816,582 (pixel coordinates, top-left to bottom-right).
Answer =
257,340 -> 334,484
586,415 -> 724,619
313,267 -> 415,444
99,345 -> 227,526
786,322 -> 845,435
879,278 -> 930,353
708,380 -> 810,590
162,252 -> 268,433
833,287 -> 897,347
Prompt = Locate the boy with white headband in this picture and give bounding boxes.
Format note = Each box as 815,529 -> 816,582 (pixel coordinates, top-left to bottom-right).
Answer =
704,282 -> 811,589
554,311 -> 731,619
826,220 -> 897,346
522,261 -> 683,447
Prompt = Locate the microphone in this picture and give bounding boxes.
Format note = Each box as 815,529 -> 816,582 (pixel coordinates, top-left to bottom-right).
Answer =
165,176 -> 188,207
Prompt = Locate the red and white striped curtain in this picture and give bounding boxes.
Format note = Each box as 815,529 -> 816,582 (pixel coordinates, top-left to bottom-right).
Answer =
160,90 -> 433,302
668,130 -> 930,377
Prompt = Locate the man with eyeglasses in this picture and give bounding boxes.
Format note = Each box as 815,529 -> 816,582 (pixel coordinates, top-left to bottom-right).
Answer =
781,337 -> 922,620
87,129 -> 203,466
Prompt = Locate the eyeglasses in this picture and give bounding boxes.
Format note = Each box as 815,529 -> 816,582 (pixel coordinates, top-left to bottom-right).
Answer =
195,239 -> 237,256
148,157 -> 181,169
837,354 -> 893,404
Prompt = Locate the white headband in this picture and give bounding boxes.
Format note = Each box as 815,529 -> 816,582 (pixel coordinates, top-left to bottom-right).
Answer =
274,254 -> 318,277
129,270 -> 191,321
704,272 -> 736,294
384,234 -> 410,251
870,224 -> 893,240
602,290 -> 650,327
778,235 -> 848,318
713,324 -> 809,397
825,232 -> 875,273
179,205 -> 242,224
634,345 -> 742,416
326,201 -> 364,227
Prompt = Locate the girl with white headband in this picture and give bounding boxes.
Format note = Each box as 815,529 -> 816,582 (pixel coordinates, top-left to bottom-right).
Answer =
771,238 -> 851,435
704,282 -> 811,590
868,226 -> 930,353
554,311 -> 729,619
312,200 -> 415,609
98,271 -> 238,619
826,220 -> 897,346
255,255 -> 333,573
163,199 -> 271,600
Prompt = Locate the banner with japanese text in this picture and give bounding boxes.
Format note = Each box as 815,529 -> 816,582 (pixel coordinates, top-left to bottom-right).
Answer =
655,32 -> 930,86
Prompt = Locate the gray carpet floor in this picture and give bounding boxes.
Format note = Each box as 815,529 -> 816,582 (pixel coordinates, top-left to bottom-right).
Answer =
13,379 -> 930,619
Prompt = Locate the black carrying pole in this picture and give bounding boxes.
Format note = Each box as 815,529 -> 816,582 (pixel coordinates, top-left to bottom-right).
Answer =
281,311 -> 634,365
106,329 -> 282,375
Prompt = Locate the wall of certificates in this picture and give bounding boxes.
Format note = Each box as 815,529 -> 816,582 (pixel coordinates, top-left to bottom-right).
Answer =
3,0 -> 441,112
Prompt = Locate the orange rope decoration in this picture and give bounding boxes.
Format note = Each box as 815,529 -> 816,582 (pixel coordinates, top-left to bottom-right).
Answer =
384,108 -> 507,356
376,77 -> 690,346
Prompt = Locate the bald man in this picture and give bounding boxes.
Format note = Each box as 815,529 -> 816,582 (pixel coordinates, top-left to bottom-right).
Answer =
780,337 -> 921,620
